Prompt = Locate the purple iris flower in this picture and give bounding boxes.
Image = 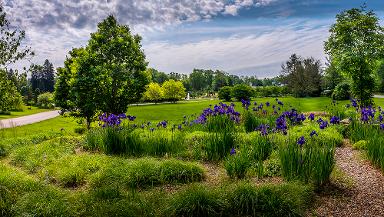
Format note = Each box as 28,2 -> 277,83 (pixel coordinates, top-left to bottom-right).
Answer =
308,113 -> 315,121
266,102 -> 270,107
230,148 -> 236,155
297,136 -> 305,147
381,123 -> 384,130
330,116 -> 340,125
310,130 -> 318,137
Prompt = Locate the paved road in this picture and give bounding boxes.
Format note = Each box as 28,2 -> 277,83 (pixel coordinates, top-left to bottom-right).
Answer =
0,110 -> 60,129
374,95 -> 384,98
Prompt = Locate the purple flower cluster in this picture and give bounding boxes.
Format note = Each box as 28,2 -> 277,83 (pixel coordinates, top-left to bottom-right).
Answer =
310,130 -> 318,137
230,147 -> 236,155
297,136 -> 305,147
275,115 -> 288,134
317,118 -> 328,129
257,124 -> 270,136
98,113 -> 130,127
281,109 -> 306,125
330,116 -> 340,125
360,107 -> 375,123
308,113 -> 315,121
241,99 -> 251,110
195,103 -> 240,124
157,120 -> 168,128
351,99 -> 358,108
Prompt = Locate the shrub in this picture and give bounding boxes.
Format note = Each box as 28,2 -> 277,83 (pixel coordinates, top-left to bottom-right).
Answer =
37,92 -> 55,109
232,84 -> 254,101
352,140 -> 367,150
218,86 -> 232,101
332,82 -> 350,100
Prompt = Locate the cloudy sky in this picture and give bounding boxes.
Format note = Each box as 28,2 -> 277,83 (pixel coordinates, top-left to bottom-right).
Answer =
4,0 -> 384,78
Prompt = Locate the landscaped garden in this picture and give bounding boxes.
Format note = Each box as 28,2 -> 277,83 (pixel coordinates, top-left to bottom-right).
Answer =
1,2 -> 384,216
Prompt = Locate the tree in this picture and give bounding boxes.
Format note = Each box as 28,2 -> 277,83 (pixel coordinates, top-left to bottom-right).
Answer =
281,54 -> 323,97
0,69 -> 23,112
29,60 -> 55,93
218,86 -> 232,101
162,79 -> 186,103
325,6 -> 384,105
143,82 -> 164,103
323,58 -> 344,93
189,69 -> 207,91
149,68 -> 168,84
212,70 -> 229,91
54,16 -> 149,127
232,84 -> 254,101
0,5 -> 33,67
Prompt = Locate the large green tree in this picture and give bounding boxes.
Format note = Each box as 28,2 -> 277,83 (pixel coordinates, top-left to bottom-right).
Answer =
0,69 -> 23,112
325,7 -> 384,105
55,15 -> 149,127
162,79 -> 186,103
281,54 -> 323,97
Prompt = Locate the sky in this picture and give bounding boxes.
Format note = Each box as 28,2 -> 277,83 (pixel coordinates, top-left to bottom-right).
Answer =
3,0 -> 384,78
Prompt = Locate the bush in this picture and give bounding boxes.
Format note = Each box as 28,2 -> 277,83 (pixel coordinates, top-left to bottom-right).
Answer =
352,140 -> 367,150
332,82 -> 351,100
218,86 -> 232,101
232,84 -> 254,101
37,92 -> 55,109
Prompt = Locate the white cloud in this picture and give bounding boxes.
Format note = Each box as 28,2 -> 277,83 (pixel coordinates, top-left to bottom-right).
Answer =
145,21 -> 330,77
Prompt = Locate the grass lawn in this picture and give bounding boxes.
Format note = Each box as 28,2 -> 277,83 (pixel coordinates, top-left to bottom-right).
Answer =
0,106 -> 52,120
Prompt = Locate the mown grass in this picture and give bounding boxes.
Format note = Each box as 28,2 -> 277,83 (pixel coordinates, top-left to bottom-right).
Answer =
0,106 -> 51,120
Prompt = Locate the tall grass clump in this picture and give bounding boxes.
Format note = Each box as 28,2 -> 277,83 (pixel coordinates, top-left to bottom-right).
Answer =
205,131 -> 236,161
243,110 -> 262,133
226,182 -> 312,217
167,184 -> 225,217
86,127 -> 185,156
278,134 -> 335,187
224,150 -> 251,179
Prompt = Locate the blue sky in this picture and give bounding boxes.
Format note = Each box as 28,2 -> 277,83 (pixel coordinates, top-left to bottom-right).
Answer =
4,0 -> 384,78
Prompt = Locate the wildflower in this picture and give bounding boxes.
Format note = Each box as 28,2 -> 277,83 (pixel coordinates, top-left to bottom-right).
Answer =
319,121 -> 328,129
379,115 -> 383,123
308,113 -> 315,121
297,136 -> 305,147
241,99 -> 251,110
230,148 -> 236,155
310,130 -> 318,137
330,116 -> 340,125
258,124 -> 269,136
351,99 -> 358,108
380,123 -> 384,130
266,102 -> 270,107
150,128 -> 155,132
178,124 -> 182,130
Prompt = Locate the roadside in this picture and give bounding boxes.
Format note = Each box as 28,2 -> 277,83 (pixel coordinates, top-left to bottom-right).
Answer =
0,110 -> 60,129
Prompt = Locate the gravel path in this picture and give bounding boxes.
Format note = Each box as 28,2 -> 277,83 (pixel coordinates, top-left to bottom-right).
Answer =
312,142 -> 384,216
0,110 -> 60,129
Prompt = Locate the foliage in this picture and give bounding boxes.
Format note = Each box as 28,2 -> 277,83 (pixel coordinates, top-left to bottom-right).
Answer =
0,69 -> 23,112
30,59 -> 55,93
232,84 -> 254,101
352,140 -> 367,150
254,86 -> 288,97
0,5 -> 33,67
323,59 -> 344,93
224,151 -> 251,179
55,15 -> 149,127
218,86 -> 232,101
162,79 -> 186,102
325,7 -> 384,106
332,82 -> 351,100
37,92 -> 55,109
143,82 -> 164,102
281,54 -> 323,97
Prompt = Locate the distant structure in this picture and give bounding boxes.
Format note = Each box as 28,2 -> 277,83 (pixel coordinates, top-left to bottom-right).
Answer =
187,92 -> 190,100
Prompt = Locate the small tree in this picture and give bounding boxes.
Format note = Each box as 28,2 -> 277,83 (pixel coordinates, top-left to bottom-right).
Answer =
143,82 -> 164,103
37,92 -> 54,109
218,86 -> 232,101
0,69 -> 23,112
162,79 -> 186,103
325,6 -> 384,105
232,84 -> 254,101
54,16 -> 149,128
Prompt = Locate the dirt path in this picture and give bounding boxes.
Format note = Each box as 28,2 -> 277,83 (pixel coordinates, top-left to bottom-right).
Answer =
0,110 -> 60,129
312,142 -> 384,216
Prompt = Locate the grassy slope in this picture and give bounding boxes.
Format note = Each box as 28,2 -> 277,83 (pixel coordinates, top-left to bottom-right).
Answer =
0,106 -> 51,120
